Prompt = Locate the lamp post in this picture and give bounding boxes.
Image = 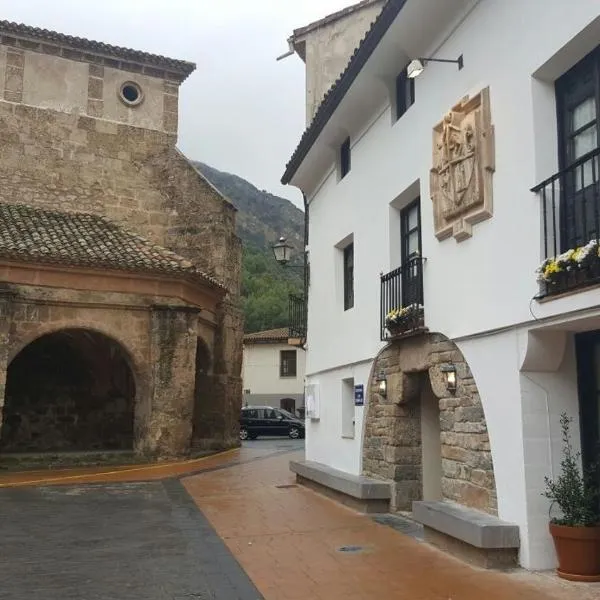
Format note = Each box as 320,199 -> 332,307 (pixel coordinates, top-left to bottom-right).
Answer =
272,237 -> 308,343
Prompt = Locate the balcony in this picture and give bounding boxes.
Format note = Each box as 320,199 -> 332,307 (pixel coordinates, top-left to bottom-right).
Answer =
380,257 -> 425,341
288,293 -> 306,346
532,147 -> 600,298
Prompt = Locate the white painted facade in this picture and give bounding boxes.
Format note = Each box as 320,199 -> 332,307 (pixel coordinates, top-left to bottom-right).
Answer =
285,0 -> 600,570
242,340 -> 306,412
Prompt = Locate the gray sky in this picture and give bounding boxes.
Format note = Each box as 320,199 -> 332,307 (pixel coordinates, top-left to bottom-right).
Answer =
2,0 -> 353,208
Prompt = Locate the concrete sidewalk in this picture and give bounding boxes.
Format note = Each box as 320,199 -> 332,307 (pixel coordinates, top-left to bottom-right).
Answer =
183,449 -> 600,600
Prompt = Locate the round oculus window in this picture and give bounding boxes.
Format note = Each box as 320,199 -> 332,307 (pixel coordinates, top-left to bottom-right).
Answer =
119,81 -> 143,107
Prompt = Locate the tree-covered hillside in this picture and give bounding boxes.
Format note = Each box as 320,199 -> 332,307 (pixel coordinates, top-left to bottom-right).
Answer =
192,162 -> 304,333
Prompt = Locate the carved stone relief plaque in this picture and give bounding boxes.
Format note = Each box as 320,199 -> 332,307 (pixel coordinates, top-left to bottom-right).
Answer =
430,87 -> 495,242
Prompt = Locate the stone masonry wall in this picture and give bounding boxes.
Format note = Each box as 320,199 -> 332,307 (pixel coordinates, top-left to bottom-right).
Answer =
0,283 -> 217,458
363,333 -> 497,515
0,100 -> 244,450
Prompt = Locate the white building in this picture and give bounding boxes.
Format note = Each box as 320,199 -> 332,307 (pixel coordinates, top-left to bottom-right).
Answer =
242,328 -> 306,415
282,0 -> 600,571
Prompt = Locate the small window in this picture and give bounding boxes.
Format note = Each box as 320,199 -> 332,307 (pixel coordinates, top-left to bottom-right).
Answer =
119,81 -> 144,107
340,137 -> 351,179
343,243 -> 354,311
245,409 -> 258,419
280,350 -> 297,377
396,66 -> 415,120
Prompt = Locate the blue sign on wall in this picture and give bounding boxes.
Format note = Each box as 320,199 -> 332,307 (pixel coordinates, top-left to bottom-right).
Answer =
354,384 -> 364,406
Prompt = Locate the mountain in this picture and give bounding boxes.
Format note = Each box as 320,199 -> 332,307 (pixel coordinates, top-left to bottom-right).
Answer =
192,162 -> 304,333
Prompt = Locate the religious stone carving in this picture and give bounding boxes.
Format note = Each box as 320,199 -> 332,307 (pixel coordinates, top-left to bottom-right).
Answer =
430,87 -> 495,242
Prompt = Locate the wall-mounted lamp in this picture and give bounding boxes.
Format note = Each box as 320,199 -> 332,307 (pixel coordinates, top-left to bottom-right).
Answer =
272,236 -> 293,265
407,54 -> 464,79
376,370 -> 387,398
440,364 -> 457,394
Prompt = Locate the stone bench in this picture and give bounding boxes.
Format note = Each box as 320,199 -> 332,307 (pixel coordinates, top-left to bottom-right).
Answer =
290,459 -> 391,513
412,500 -> 520,569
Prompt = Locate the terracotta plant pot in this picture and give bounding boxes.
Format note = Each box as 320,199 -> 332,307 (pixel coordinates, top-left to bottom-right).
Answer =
549,522 -> 600,582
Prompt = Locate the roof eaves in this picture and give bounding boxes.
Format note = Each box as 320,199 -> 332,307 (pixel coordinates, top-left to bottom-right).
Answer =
281,0 -> 407,185
0,20 -> 196,81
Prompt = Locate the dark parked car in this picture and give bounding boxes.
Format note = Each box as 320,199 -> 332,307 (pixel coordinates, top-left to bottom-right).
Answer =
240,406 -> 305,440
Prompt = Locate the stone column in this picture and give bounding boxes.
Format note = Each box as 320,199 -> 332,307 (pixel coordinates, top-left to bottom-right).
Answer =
192,299 -> 243,450
144,305 -> 199,459
0,288 -> 14,439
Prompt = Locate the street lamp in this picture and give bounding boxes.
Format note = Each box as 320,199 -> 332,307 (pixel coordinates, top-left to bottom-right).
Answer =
272,237 -> 294,265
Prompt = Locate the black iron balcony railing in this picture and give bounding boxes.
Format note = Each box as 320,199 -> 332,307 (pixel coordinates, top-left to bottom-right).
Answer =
288,293 -> 307,340
531,147 -> 600,297
380,257 -> 425,341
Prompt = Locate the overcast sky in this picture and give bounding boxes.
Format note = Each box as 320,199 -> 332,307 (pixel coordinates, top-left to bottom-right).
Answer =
2,0 -> 354,208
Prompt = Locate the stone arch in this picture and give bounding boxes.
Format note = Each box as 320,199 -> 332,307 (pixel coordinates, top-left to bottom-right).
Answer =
2,328 -> 137,453
192,336 -> 219,447
362,332 -> 497,515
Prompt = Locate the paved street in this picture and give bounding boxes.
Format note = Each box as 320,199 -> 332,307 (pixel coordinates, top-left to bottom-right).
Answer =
0,438 -> 599,599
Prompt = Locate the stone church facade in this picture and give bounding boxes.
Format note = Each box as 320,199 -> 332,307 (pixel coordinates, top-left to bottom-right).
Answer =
0,22 -> 243,458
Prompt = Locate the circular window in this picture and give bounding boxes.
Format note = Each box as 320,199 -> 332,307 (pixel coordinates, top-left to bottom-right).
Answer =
119,81 -> 143,107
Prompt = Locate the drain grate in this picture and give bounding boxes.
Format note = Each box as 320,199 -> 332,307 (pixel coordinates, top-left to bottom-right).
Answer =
275,484 -> 298,489
337,545 -> 364,553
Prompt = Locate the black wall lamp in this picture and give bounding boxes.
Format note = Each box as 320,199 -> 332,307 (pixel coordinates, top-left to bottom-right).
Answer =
407,55 -> 463,79
440,364 -> 457,394
376,370 -> 387,398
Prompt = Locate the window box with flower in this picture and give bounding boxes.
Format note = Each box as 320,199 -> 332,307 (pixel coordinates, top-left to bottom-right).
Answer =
385,303 -> 425,338
536,239 -> 600,296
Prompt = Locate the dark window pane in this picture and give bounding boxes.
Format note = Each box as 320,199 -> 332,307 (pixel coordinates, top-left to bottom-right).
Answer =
340,137 -> 351,178
280,350 -> 297,377
344,243 -> 354,310
396,67 -> 415,120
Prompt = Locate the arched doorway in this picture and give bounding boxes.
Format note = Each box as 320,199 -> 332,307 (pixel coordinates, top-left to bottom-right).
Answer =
1,329 -> 136,452
192,337 -> 217,445
363,332 -> 497,515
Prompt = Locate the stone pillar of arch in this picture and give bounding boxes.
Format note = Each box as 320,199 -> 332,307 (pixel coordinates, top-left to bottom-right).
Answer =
362,332 -> 497,515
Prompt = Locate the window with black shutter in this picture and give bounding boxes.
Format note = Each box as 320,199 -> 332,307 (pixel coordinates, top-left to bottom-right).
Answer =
555,46 -> 600,251
340,137 -> 351,179
396,66 -> 415,121
343,243 -> 354,311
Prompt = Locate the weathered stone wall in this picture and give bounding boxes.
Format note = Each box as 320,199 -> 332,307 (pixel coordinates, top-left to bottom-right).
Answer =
0,95 -> 244,451
363,333 -> 497,515
144,306 -> 199,458
0,283 -> 216,458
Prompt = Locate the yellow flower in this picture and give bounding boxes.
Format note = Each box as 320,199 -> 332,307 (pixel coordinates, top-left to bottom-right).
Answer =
544,261 -> 561,279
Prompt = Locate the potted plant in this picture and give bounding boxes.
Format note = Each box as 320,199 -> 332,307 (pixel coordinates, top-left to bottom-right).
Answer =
543,413 -> 600,581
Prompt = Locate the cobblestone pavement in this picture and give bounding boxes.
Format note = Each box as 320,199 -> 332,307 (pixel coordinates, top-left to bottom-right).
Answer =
183,448 -> 600,600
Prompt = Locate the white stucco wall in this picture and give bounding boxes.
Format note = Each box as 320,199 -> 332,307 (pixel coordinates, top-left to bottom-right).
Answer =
242,343 -> 306,396
297,0 -> 600,570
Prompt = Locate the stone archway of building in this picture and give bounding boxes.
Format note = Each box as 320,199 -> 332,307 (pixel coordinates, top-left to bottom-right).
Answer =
363,332 -> 497,515
1,328 -> 136,453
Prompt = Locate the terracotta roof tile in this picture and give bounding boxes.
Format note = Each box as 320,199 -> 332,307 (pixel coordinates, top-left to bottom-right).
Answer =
0,20 -> 195,80
244,328 -> 289,343
0,202 -> 222,288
